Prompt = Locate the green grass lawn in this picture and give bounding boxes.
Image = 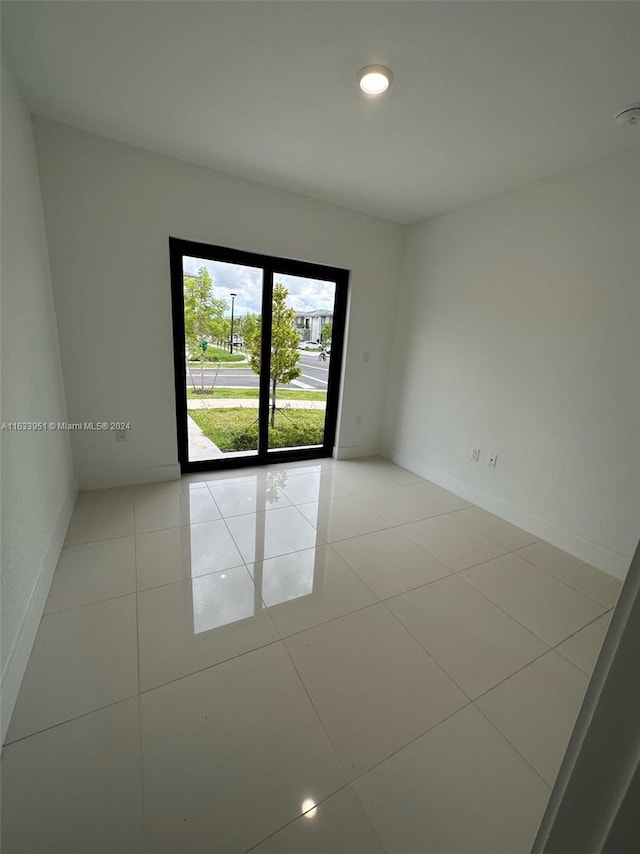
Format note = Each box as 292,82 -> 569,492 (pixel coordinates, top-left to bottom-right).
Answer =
187,387 -> 326,401
190,407 -> 325,451
189,347 -> 245,363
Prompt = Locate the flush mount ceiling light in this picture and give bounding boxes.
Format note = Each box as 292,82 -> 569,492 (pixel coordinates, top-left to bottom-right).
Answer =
615,104 -> 640,127
357,65 -> 393,95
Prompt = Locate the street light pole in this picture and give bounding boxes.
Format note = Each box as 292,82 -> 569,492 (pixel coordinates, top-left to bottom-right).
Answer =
229,293 -> 237,353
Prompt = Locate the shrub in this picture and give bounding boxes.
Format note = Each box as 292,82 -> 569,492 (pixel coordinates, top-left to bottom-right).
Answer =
229,428 -> 259,451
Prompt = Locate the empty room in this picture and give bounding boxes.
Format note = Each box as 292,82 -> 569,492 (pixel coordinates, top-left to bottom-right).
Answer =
1,2 -> 639,852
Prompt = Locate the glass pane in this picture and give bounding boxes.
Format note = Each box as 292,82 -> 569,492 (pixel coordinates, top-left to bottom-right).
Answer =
183,255 -> 263,463
266,274 -> 336,452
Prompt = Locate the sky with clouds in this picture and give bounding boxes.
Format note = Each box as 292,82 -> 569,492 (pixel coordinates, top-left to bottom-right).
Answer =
183,256 -> 335,316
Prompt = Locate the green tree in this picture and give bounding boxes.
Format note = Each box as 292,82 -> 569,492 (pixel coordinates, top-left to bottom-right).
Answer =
242,313 -> 261,354
184,267 -> 228,391
248,283 -> 301,427
321,321 -> 333,346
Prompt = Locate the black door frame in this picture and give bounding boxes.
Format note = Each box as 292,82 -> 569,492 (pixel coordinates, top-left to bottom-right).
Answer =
169,237 -> 349,473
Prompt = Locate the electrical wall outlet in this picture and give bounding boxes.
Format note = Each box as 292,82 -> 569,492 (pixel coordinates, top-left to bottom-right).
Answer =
470,446 -> 481,462
487,452 -> 498,467
355,414 -> 362,425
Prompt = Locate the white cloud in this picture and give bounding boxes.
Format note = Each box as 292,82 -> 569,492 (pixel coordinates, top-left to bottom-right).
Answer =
183,256 -> 335,316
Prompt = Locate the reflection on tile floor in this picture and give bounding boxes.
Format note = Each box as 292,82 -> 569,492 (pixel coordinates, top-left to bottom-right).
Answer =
1,457 -> 622,853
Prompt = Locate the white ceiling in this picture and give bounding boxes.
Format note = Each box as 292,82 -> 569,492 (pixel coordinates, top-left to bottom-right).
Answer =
3,1 -> 638,224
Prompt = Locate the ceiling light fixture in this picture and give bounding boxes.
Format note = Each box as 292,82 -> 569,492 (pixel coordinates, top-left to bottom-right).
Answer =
358,65 -> 393,95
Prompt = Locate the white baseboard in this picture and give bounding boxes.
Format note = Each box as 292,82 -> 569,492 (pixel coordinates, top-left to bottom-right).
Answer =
387,449 -> 632,581
333,444 -> 381,460
79,463 -> 181,490
1,478 -> 78,744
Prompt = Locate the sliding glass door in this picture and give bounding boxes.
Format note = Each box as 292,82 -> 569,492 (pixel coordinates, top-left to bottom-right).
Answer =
169,238 -> 348,472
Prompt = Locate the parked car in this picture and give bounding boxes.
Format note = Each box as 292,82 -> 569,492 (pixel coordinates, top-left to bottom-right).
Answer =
297,341 -> 319,350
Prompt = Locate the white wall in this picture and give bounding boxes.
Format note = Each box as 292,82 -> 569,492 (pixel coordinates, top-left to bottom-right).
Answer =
33,119 -> 404,489
0,68 -> 75,739
384,148 -> 640,578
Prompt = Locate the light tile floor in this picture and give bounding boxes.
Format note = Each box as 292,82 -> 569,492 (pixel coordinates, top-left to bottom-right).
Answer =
1,457 -> 621,854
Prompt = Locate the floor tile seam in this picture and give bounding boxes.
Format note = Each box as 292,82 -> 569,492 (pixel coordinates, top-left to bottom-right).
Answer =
453,536 -> 605,577
552,647 -> 591,678
137,565 -> 280,692
133,490 -> 456,542
135,561 -> 249,596
134,483 -> 206,498
223,500 -> 316,533
201,466 -> 321,489
378,598 -> 476,705
74,495 -> 135,511
347,785 -> 392,854
240,780 -> 354,854
70,501 -> 136,525
370,572 -> 456,602
446,509 -> 541,552
321,506 -> 521,566
64,530 -> 136,548
2,693 -> 140,748
134,540 -> 372,625
224,508 -> 328,564
320,524 -> 453,569
266,595 -> 383,646
380,577 -> 589,697
510,550 -> 620,609
201,481 -> 224,518
214,498 -> 295,518
137,635 -> 284,695
133,514 -> 224,536
347,700 -> 475,784
454,569 -> 563,646
61,531 -> 136,552
457,555 -> 610,625
139,599 -> 387,696
390,532 -> 527,578
346,698 -> 475,788
460,564 -> 607,650
327,476 -> 424,494
136,682 -> 146,851
133,524 -> 146,854
471,700 -> 554,790
551,608 -> 613,649
242,780 -> 391,854
245,570 -> 282,639
467,646 -> 554,704
220,507 -> 254,565
294,481 -> 449,505
136,486 -> 467,541
44,587 -> 139,618
294,496 -> 457,527
448,541 -> 531,572
319,542 -> 391,603
375,505 -> 471,527
301,495 -> 395,531
146,514 -> 516,608
136,535 -> 370,596
279,638 -> 354,784
549,609 -> 614,677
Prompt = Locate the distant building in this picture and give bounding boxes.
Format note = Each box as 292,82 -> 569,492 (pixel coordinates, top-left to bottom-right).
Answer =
295,309 -> 332,343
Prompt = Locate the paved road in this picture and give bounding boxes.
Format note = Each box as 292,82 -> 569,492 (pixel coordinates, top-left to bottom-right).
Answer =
186,352 -> 330,391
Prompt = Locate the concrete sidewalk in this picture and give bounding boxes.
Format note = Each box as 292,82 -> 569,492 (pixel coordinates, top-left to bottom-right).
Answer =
187,415 -> 223,459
